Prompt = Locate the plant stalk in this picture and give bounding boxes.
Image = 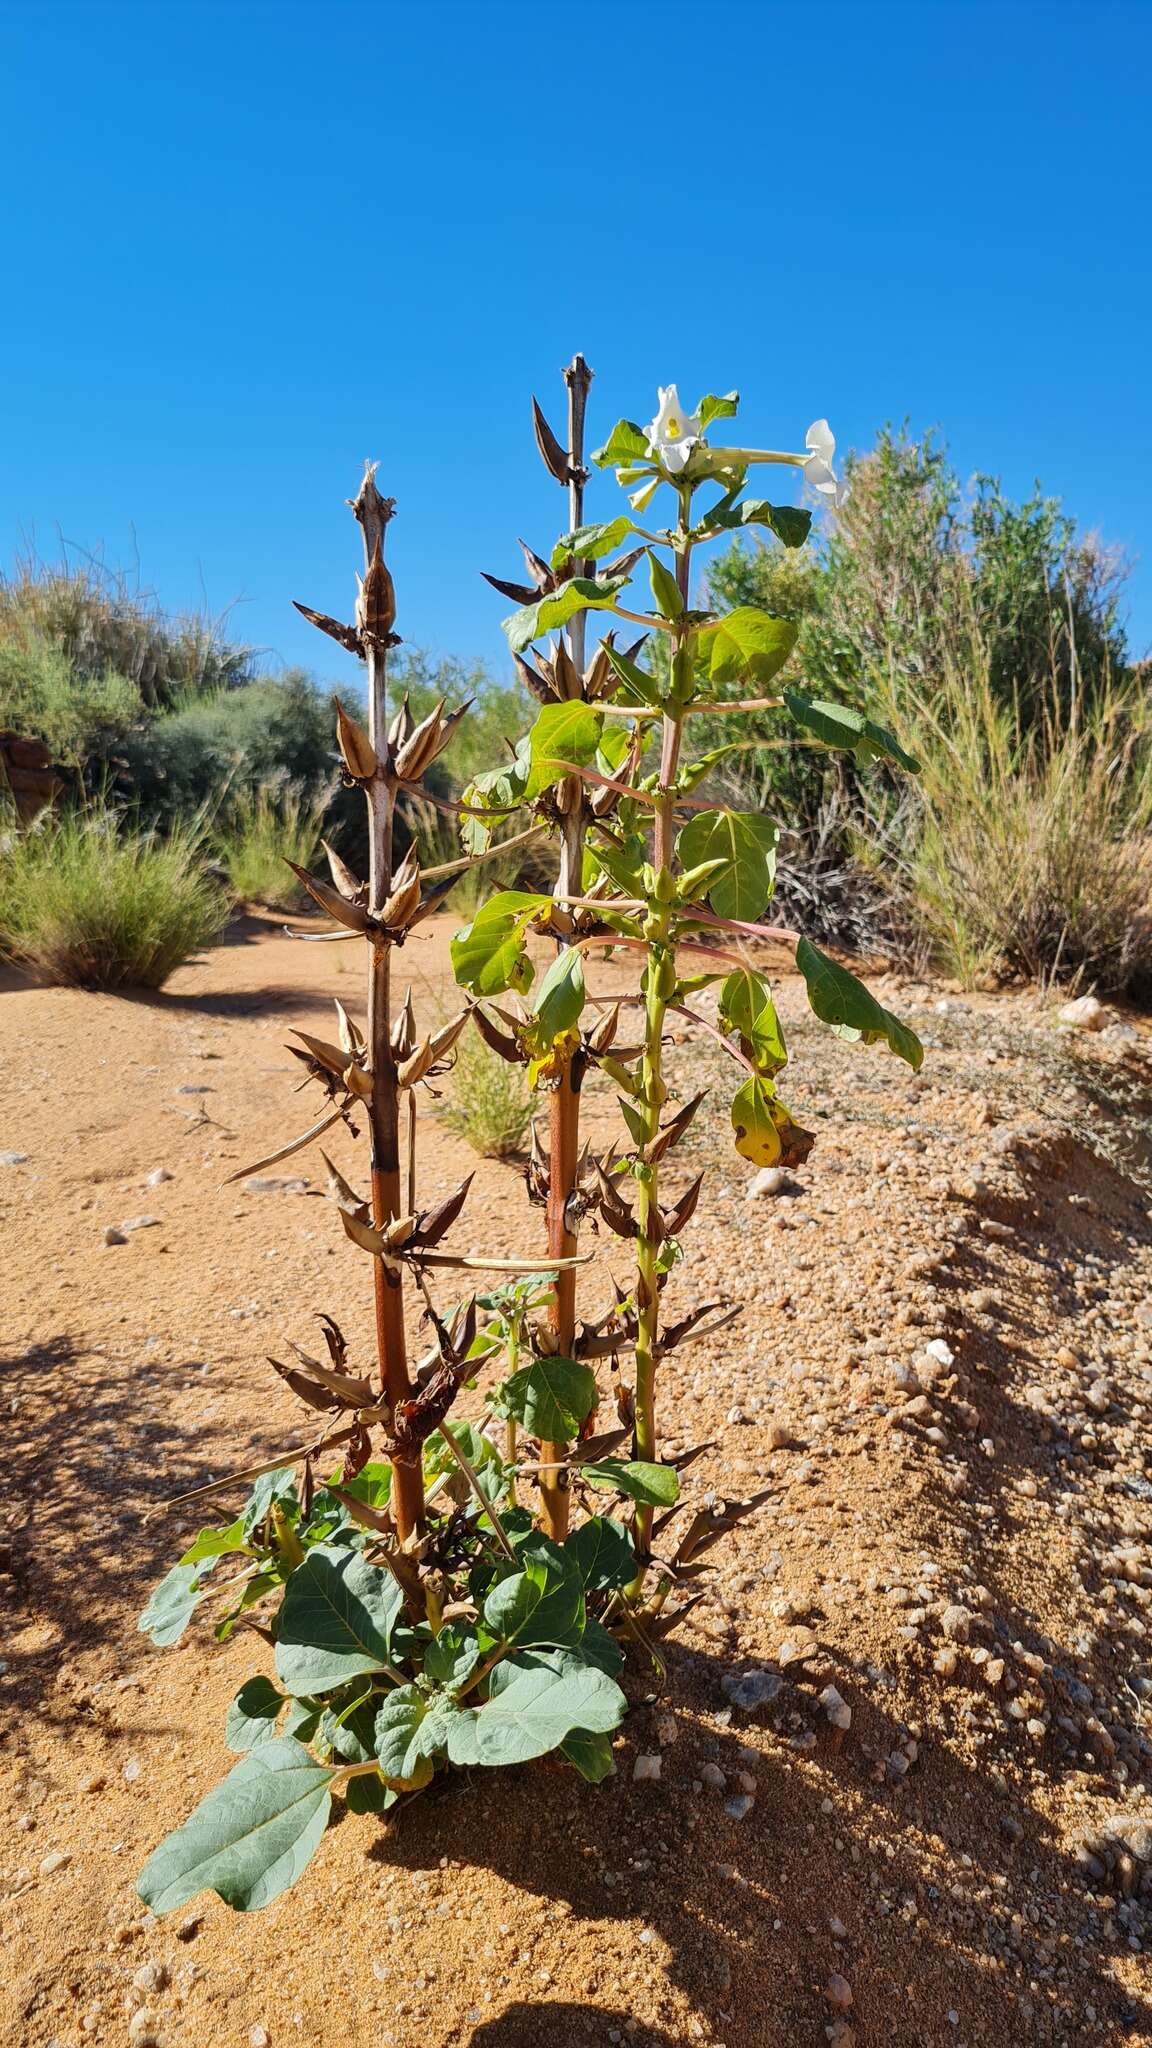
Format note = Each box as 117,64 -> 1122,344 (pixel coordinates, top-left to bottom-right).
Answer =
353,470 -> 424,1543
540,352 -> 594,1543
631,485 -> 692,1564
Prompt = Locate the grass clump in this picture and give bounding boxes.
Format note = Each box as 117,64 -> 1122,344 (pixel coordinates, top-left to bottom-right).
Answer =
214,781 -> 331,908
0,804 -> 228,989
439,1029 -> 532,1158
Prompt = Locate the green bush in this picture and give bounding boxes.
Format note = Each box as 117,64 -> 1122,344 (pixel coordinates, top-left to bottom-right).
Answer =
439,1029 -> 533,1157
0,804 -> 229,989
855,608 -> 1152,993
214,782 -> 332,909
0,636 -> 142,765
0,556 -> 255,711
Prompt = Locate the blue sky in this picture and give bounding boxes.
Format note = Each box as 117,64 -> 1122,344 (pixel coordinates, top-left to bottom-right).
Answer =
2,0 -> 1150,686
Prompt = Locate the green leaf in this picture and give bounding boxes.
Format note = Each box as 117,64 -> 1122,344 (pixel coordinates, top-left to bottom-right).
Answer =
504,577 -> 629,656
179,1517 -> 247,1565
137,1739 -> 334,1914
283,1698 -> 322,1744
550,517 -> 637,569
242,1469 -> 298,1540
719,967 -> 788,1076
460,736 -> 532,853
445,1650 -> 627,1768
696,608 -> 798,685
422,1626 -> 481,1691
274,1546 -> 404,1696
561,1728 -> 617,1782
374,1686 -> 451,1782
491,1538 -> 587,1649
676,809 -> 778,921
531,948 -> 586,1043
698,497 -> 811,550
591,419 -> 650,470
579,1617 -> 625,1677
565,1516 -> 635,1593
139,1560 -> 214,1647
696,390 -> 739,428
524,702 -> 604,800
795,937 -> 924,1071
499,1356 -> 598,1442
450,889 -> 552,999
586,832 -> 647,897
648,549 -> 684,621
225,1676 -> 284,1753
346,1772 -> 397,1816
319,1699 -> 377,1764
340,1461 -> 391,1510
782,690 -> 920,773
582,1459 -> 680,1507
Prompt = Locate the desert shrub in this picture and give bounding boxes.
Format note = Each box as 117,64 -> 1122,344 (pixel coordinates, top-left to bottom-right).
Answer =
0,802 -> 228,989
214,781 -> 332,908
856,627 -> 1152,993
118,669 -> 339,819
698,425 -> 1143,970
0,637 -> 141,765
0,554 -> 256,710
439,1028 -> 532,1157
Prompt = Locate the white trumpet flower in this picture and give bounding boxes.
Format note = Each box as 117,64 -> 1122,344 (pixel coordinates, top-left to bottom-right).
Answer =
804,419 -> 848,508
645,385 -> 701,475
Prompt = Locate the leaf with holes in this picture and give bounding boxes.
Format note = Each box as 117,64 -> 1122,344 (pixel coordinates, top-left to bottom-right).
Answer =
450,890 -> 552,998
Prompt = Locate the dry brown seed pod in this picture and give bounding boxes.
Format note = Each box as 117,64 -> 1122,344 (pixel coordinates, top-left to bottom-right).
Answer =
334,700 -> 378,782
292,601 -> 362,655
318,1149 -> 367,1214
322,841 -> 366,905
284,859 -> 372,933
388,693 -> 414,752
393,700 -> 446,782
663,1171 -> 706,1237
291,1030 -> 353,1080
414,1173 -> 475,1247
518,538 -> 553,590
391,986 -> 417,1060
531,396 -> 571,485
647,1089 -> 707,1164
482,571 -> 541,606
381,873 -> 423,931
513,652 -> 555,705
358,540 -> 397,639
333,999 -> 364,1057
472,1005 -> 524,1065
551,639 -> 581,703
587,1003 -> 620,1055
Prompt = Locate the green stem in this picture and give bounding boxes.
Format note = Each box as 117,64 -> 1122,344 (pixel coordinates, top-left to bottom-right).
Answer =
504,1318 -> 520,1508
630,485 -> 694,1575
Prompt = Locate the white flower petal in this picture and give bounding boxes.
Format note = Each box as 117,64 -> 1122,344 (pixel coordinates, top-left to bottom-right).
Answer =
805,418 -> 835,466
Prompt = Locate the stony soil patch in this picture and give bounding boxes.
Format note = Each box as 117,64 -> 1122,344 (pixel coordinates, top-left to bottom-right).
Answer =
1,915 -> 1150,2047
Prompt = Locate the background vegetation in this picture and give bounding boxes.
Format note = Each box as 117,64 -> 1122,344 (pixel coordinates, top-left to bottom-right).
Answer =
1,432 -> 1148,996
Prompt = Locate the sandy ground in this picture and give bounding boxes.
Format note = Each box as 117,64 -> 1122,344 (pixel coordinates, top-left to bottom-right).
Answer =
1,911 -> 1151,2048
